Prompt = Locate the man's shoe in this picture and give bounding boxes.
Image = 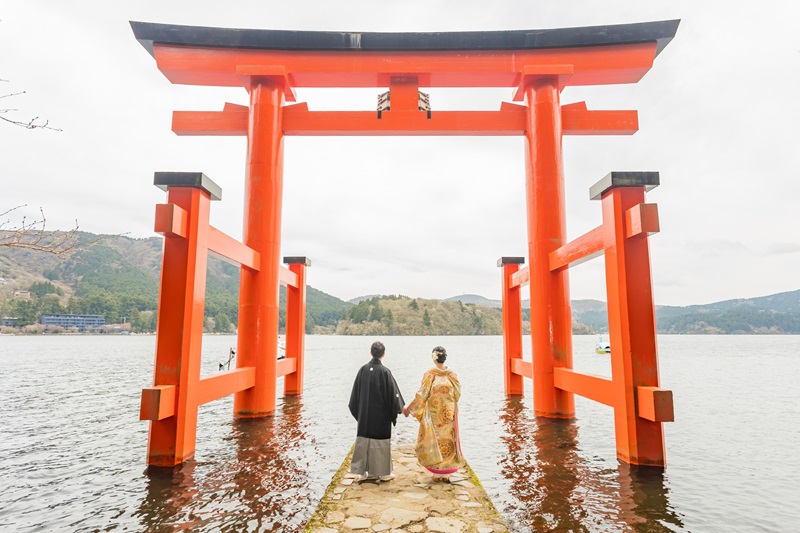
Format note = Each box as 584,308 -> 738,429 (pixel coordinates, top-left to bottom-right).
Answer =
379,474 -> 395,482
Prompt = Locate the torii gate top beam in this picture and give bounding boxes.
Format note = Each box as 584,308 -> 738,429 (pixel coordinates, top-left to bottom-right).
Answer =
131,20 -> 679,57
130,20 -> 679,90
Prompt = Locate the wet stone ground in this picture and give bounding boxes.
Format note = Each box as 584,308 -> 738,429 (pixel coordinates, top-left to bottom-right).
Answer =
305,445 -> 508,533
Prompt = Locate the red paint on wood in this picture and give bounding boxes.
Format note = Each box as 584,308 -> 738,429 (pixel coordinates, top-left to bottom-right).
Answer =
626,203 -> 660,238
501,262 -> 524,395
234,80 -> 285,419
524,78 -> 575,419
283,260 -> 307,394
553,368 -> 615,407
140,385 -> 176,421
637,386 -> 674,422
154,204 -> 187,238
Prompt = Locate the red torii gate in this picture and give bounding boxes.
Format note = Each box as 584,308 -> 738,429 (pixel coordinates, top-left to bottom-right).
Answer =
132,19 -> 679,467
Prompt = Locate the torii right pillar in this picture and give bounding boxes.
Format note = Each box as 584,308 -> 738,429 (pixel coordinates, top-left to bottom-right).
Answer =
522,78 -> 670,466
593,172 -> 670,466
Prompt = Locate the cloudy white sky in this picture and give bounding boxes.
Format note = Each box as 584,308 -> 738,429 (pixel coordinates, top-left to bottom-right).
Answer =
2,1 -> 798,306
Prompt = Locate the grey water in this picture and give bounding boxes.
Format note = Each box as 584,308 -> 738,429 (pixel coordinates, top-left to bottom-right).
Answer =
0,334 -> 798,532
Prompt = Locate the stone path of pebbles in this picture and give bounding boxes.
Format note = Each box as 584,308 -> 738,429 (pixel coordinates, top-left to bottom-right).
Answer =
305,445 -> 507,533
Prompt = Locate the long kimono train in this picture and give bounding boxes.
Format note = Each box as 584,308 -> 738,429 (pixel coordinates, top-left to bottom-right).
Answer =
407,367 -> 465,476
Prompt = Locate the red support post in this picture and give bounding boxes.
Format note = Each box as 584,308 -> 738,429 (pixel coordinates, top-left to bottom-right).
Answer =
143,172 -> 220,467
388,76 -> 420,111
283,256 -> 310,395
498,257 -> 525,396
523,76 -> 575,418
594,172 -> 667,466
234,78 -> 286,418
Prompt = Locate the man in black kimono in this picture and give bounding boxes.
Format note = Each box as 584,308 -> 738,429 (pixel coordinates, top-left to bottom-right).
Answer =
348,341 -> 405,482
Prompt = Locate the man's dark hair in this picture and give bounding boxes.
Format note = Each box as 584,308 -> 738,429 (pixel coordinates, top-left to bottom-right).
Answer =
371,341 -> 386,358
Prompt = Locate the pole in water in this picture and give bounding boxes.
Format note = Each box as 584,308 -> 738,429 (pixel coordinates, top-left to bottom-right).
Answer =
220,348 -> 236,371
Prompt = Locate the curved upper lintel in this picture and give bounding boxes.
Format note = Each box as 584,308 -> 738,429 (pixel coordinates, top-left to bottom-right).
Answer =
130,19 -> 680,59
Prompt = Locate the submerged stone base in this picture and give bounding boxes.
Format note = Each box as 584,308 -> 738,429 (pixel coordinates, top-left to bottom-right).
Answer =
305,445 -> 507,533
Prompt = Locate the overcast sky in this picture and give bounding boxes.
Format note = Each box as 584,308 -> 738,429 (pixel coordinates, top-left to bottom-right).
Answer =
2,1 -> 798,306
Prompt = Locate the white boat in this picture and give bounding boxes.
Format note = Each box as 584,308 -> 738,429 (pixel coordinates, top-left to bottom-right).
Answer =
595,336 -> 611,354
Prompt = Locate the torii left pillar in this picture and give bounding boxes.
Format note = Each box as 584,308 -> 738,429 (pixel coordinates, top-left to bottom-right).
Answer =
523,74 -> 575,419
143,172 -> 220,466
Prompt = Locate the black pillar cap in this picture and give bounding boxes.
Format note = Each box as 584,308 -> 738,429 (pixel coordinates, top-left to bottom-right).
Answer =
497,256 -> 525,267
284,256 -> 311,266
589,171 -> 659,201
154,172 -> 222,201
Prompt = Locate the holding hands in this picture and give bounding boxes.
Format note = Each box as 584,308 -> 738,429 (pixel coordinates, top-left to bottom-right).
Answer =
402,405 -> 410,417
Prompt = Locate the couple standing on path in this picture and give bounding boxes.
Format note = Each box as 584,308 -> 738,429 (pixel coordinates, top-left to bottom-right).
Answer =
348,341 -> 465,483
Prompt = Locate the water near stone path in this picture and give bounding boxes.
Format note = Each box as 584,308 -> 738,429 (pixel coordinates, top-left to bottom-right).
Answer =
1,334 -> 798,531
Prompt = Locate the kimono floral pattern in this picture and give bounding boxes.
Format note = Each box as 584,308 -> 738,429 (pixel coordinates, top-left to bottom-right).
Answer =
407,367 -> 465,471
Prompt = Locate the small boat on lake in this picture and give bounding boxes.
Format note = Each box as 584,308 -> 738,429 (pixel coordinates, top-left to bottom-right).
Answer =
595,336 -> 611,354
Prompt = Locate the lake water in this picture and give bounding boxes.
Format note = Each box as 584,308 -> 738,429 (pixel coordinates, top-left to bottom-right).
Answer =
1,334 -> 798,532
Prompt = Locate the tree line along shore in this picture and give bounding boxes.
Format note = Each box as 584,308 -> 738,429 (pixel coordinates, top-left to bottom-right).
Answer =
1,233 -> 799,335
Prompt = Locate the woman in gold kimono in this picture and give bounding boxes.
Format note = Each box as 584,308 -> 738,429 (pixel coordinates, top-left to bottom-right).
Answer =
402,346 -> 465,481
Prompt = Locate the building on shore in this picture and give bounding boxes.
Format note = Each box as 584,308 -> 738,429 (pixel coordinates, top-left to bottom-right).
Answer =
40,314 -> 106,331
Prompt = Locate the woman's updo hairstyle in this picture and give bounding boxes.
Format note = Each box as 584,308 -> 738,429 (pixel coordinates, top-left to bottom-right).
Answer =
432,346 -> 447,364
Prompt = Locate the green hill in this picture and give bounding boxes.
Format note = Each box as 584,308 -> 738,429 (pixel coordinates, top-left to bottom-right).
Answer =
2,232 -> 797,335
336,296 -> 504,336
0,233 -> 351,333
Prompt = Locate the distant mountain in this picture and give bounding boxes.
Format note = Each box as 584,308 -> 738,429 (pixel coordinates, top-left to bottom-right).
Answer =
444,292 -> 800,335
352,289 -> 800,334
657,290 -> 800,316
444,294 -> 501,308
3,232 -> 797,334
348,294 -> 383,305
572,292 -> 800,334
652,290 -> 800,334
0,233 -> 351,333
445,294 -> 533,309
569,299 -> 610,332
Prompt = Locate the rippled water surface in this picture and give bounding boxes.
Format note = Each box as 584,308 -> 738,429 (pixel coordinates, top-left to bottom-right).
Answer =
1,334 -> 798,531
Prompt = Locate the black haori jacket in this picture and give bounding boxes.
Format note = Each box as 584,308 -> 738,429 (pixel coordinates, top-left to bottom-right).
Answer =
349,358 -> 405,440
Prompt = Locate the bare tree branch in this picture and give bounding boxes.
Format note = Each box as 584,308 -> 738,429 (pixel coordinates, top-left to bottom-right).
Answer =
1,81 -> 61,131
0,205 -> 101,256
0,111 -> 61,130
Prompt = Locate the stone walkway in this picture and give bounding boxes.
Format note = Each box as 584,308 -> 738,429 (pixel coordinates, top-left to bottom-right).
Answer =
305,445 -> 508,533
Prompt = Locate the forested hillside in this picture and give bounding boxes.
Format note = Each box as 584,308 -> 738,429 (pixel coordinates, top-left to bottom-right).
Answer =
2,232 -> 797,334
0,234 -> 350,333
337,296 -> 505,336
568,291 -> 800,334
443,291 -> 800,334
336,296 -> 595,336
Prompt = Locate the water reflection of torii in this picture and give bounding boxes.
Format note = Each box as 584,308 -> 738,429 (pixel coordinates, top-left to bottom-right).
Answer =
132,19 -> 679,468
136,397 -> 314,531
498,398 -> 684,531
